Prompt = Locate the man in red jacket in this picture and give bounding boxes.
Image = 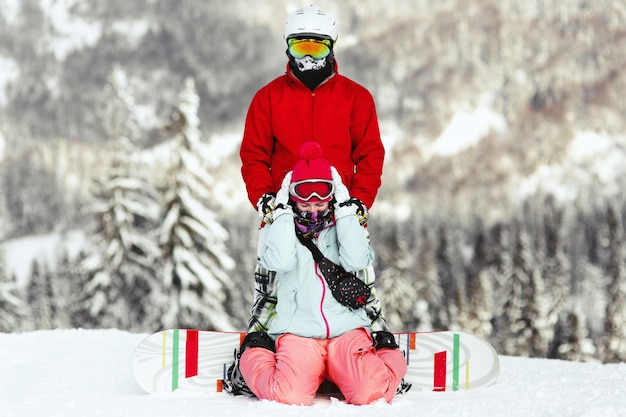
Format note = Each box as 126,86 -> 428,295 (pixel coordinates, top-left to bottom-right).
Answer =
240,5 -> 385,215
239,5 -> 386,334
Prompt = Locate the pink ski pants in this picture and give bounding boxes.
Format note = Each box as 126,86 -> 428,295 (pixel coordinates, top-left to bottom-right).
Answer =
239,328 -> 407,405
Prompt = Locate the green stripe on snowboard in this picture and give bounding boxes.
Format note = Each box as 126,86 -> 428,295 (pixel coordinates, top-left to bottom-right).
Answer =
453,333 -> 460,391
172,329 -> 179,390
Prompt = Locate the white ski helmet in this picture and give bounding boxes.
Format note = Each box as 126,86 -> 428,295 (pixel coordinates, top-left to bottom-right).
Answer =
284,5 -> 338,42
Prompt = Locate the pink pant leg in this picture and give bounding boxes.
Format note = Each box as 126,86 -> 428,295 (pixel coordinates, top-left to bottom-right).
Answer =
239,334 -> 327,405
327,328 -> 407,405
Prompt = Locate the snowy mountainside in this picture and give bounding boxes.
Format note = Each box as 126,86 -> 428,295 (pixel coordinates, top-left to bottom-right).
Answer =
379,106 -> 626,223
1,231 -> 87,286
509,132 -> 625,205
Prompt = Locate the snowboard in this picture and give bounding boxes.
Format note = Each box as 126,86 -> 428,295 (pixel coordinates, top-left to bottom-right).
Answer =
132,329 -> 499,395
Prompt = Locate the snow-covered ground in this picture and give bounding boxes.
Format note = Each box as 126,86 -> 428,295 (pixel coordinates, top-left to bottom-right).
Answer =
2,329 -> 625,417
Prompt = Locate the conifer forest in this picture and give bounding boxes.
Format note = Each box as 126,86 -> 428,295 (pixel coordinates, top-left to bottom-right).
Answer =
0,0 -> 625,364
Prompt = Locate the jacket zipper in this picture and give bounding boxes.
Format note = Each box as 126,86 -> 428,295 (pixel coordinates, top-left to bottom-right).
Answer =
314,237 -> 331,339
315,264 -> 330,339
308,73 -> 335,142
286,66 -> 335,145
311,91 -> 316,142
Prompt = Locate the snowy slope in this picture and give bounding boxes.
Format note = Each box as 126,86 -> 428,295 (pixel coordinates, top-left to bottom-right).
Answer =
2,329 -> 625,417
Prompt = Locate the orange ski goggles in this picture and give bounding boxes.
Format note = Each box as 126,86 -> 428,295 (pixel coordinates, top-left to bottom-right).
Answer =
288,38 -> 332,59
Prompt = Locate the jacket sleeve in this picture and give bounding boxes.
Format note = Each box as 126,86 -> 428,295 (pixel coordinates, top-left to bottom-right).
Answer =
240,88 -> 276,208
349,89 -> 385,209
336,217 -> 388,331
335,215 -> 375,272
259,213 -> 298,272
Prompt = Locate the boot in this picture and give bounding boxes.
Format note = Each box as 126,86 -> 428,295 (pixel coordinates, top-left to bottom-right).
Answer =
224,348 -> 255,397
223,332 -> 275,397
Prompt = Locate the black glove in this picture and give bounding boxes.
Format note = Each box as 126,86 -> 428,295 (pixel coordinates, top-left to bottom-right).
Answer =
338,198 -> 369,226
256,192 -> 276,224
372,331 -> 399,350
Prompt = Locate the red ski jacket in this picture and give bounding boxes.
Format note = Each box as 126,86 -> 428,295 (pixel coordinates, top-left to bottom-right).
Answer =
240,62 -> 385,209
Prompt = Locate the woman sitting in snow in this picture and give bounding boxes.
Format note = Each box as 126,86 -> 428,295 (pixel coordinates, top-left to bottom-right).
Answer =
230,142 -> 407,405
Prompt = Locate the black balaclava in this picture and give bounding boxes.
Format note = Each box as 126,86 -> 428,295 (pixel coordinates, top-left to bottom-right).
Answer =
287,45 -> 335,91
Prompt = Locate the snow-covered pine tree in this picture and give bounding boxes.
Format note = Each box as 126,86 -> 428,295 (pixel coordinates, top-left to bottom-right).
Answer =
414,226 -> 444,331
487,222 -> 513,349
0,252 -> 25,332
26,260 -> 54,330
436,224 -> 460,329
77,68 -> 162,330
158,78 -> 235,331
568,199 -> 608,342
463,225 -> 495,339
521,263 -> 551,357
0,166 -> 7,238
541,197 -> 570,337
598,205 -> 626,363
553,303 -> 597,362
514,221 -> 552,358
499,224 -> 546,356
376,220 -> 419,331
53,248 -> 82,329
217,216 -> 258,329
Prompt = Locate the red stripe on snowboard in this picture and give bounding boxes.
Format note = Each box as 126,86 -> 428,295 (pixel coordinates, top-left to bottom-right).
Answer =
433,350 -> 447,391
185,330 -> 199,378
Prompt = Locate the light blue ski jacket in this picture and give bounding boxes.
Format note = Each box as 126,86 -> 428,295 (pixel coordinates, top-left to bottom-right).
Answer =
260,211 -> 374,340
